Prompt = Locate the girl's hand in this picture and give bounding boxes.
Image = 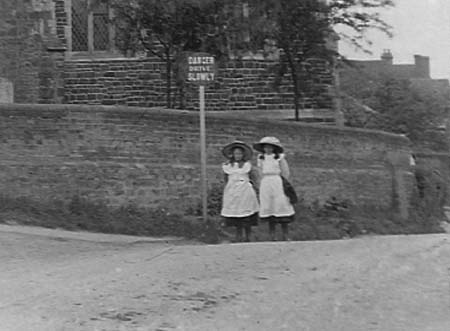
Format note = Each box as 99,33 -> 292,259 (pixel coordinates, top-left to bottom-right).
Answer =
279,158 -> 290,179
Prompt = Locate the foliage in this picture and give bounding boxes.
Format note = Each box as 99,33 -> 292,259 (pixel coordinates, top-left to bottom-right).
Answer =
413,166 -> 448,219
245,0 -> 334,120
242,0 -> 394,120
111,0 -> 234,57
340,68 -> 450,150
186,182 -> 224,217
329,0 -> 394,51
111,0 -> 240,108
111,0 -> 394,113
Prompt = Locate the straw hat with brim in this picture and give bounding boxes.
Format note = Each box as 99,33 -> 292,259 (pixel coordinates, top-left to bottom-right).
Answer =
253,136 -> 284,154
222,141 -> 253,160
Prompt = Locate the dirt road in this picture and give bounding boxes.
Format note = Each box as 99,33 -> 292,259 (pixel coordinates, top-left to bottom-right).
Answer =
1,226 -> 450,331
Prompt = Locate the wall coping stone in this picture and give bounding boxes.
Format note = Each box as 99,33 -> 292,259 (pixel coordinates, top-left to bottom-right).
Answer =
0,103 -> 411,146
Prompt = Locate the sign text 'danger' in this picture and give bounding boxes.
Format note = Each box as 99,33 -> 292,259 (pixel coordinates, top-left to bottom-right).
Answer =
188,56 -> 214,65
187,55 -> 216,83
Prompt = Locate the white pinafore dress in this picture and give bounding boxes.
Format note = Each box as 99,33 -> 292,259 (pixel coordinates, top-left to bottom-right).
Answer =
258,153 -> 295,218
221,161 -> 259,218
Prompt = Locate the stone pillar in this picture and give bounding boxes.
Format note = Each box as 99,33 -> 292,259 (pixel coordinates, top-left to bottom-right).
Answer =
0,78 -> 14,103
386,150 -> 413,219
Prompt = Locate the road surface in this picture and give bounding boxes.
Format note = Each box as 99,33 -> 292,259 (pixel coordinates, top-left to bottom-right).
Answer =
1,225 -> 450,331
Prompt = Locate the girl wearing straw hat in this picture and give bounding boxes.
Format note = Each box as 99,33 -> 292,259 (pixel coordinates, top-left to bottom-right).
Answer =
220,141 -> 259,242
253,136 -> 295,241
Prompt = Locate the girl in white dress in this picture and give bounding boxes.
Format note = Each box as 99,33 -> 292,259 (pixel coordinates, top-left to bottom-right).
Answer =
253,136 -> 295,241
221,141 -> 259,242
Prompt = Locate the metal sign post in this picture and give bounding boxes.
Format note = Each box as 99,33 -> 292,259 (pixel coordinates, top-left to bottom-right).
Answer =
184,53 -> 217,223
199,84 -> 207,224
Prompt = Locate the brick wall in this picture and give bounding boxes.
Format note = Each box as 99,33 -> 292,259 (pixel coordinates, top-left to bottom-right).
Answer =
0,104 -> 414,217
63,57 -> 334,111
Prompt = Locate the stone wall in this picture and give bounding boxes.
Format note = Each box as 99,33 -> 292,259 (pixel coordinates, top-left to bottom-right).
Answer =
63,57 -> 334,112
0,0 -> 335,113
0,0 -> 64,104
0,104 -> 413,217
63,58 -> 167,106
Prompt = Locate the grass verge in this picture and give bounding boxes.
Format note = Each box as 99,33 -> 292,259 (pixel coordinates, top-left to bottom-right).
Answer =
0,189 -> 445,244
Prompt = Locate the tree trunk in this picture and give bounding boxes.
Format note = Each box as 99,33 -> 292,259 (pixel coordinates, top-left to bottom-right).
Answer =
174,59 -> 186,109
165,49 -> 172,108
285,49 -> 300,121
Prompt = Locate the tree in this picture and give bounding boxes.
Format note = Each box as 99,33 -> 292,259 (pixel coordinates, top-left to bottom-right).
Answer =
111,0 -> 240,108
372,77 -> 449,148
340,69 -> 450,150
246,0 -> 333,120
244,0 -> 394,120
111,0 -> 394,113
329,0 -> 394,51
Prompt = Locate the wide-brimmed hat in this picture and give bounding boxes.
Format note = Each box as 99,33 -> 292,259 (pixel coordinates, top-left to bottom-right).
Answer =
222,140 -> 253,160
253,136 -> 284,154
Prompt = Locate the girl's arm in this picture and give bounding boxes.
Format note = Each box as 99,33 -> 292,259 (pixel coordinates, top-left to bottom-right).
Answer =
255,155 -> 264,184
279,157 -> 290,179
249,165 -> 260,188
222,162 -> 230,184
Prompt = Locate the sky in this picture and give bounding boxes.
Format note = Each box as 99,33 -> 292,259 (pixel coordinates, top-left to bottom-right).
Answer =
337,0 -> 450,79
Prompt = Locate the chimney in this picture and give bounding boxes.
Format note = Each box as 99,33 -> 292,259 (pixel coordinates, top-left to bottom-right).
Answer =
380,49 -> 393,65
414,55 -> 430,78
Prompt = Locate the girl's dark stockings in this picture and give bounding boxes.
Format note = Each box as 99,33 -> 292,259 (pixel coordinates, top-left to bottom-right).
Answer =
281,222 -> 289,241
268,221 -> 276,241
236,224 -> 252,242
268,218 -> 290,241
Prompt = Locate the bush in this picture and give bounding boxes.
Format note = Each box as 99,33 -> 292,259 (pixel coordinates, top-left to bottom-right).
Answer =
251,194 -> 444,242
185,182 -> 224,217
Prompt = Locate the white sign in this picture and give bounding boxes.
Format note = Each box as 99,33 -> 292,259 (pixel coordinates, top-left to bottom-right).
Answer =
186,54 -> 216,84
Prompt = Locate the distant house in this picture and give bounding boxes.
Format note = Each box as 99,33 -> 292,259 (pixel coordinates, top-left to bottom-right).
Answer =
348,50 -> 431,79
343,50 -> 450,97
0,0 -> 337,119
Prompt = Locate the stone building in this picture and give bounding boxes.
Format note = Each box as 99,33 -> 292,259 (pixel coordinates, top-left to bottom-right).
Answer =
0,0 -> 337,119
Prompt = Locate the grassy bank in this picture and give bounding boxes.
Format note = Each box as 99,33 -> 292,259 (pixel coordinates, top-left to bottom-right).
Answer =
0,195 -> 207,240
0,190 -> 445,244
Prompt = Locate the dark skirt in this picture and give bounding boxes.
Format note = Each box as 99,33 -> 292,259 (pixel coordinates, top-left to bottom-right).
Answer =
222,212 -> 259,227
260,215 -> 295,224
